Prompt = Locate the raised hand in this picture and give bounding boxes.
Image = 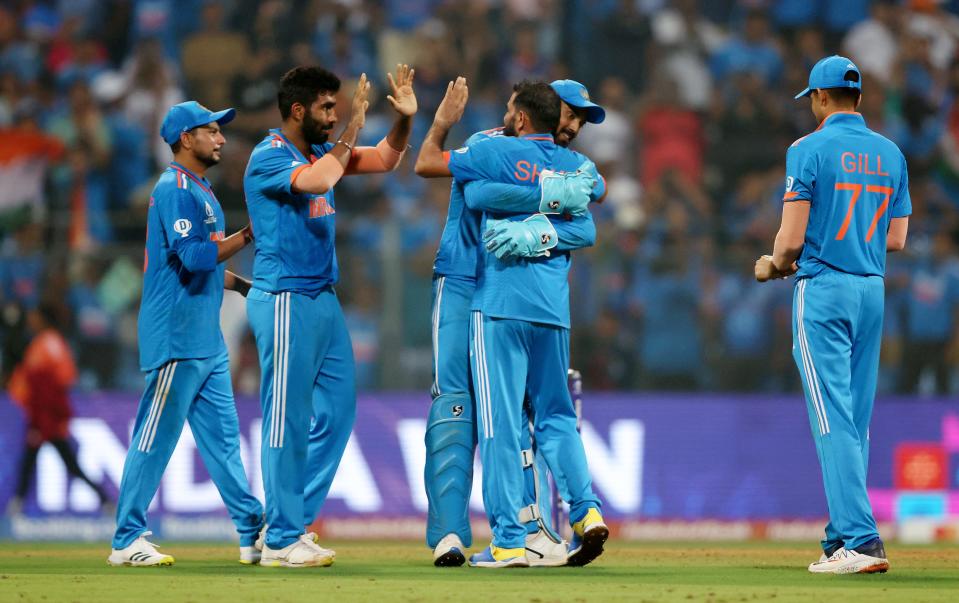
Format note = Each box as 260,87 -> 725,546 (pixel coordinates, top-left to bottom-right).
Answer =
386,63 -> 417,117
434,76 -> 468,128
350,73 -> 371,129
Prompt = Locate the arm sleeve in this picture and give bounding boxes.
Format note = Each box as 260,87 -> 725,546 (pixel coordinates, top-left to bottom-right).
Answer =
782,146 -> 814,202
447,140 -> 497,183
463,180 -> 540,213
553,212 -> 596,251
591,172 -> 607,203
891,155 -> 912,218
158,188 -> 218,273
248,144 -> 307,197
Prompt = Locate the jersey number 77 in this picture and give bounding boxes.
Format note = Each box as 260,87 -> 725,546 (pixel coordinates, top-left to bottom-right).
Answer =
833,183 -> 893,243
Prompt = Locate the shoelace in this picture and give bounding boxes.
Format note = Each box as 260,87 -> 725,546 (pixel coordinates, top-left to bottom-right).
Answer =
828,548 -> 854,561
139,531 -> 163,552
299,534 -> 331,555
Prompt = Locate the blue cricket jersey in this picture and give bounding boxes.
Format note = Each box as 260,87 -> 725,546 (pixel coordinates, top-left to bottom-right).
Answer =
138,162 -> 226,371
447,132 -> 600,328
244,129 -> 338,295
784,112 -> 911,278
432,127 -> 503,280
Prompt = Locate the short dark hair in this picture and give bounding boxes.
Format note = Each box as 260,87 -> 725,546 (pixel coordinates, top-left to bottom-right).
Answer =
823,87 -> 861,108
278,66 -> 341,120
170,140 -> 182,153
511,80 -> 561,134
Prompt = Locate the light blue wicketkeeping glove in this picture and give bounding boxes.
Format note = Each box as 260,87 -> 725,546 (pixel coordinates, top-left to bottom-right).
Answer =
538,159 -> 597,215
483,214 -> 558,261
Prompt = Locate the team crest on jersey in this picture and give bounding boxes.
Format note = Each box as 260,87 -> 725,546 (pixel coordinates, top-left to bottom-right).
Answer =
174,219 -> 192,237
451,405 -> 464,417
785,176 -> 794,192
204,201 -> 217,224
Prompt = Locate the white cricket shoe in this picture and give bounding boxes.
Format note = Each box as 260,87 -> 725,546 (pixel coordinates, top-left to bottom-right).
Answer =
432,533 -> 466,567
239,545 -> 261,565
259,533 -> 334,568
808,547 -> 889,574
107,532 -> 175,567
255,526 -> 335,559
525,528 -> 567,567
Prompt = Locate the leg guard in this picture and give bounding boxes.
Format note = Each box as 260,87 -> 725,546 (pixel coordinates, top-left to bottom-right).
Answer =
425,393 -> 476,548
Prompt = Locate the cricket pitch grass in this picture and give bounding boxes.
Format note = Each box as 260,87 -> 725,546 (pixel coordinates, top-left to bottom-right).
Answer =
1,540 -> 957,602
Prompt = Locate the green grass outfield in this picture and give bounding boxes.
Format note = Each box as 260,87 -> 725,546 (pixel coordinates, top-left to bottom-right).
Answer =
1,540 -> 958,602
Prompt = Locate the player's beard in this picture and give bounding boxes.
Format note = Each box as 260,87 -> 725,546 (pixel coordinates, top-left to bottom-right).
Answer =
303,113 -> 331,145
503,116 -> 518,137
196,148 -> 221,168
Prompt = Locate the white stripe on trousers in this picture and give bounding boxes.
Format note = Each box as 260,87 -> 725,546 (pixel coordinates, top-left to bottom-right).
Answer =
138,361 -> 178,452
270,292 -> 291,448
797,280 -> 830,435
431,277 -> 445,397
472,312 -> 493,439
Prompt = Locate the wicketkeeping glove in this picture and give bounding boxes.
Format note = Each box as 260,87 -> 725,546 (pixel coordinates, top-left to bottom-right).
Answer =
538,159 -> 598,215
483,214 -> 558,260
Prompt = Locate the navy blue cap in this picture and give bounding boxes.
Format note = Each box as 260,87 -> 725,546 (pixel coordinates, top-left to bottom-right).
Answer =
160,101 -> 236,145
795,55 -> 862,100
550,79 -> 605,124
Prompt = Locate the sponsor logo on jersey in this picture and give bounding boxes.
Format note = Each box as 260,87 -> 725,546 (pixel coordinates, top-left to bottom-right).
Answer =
174,219 -> 192,237
309,196 -> 335,219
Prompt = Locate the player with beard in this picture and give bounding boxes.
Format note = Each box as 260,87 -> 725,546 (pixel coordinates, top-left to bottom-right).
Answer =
243,65 -> 417,567
417,79 -> 607,568
109,101 -> 262,567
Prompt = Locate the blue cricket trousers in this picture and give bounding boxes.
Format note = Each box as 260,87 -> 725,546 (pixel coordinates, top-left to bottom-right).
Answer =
470,311 -> 600,550
113,350 -> 263,549
247,287 -> 356,549
793,271 -> 883,551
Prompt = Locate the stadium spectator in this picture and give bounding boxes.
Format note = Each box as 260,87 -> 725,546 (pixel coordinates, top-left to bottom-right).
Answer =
898,231 -> 959,394
710,9 -> 783,90
180,2 -> 249,109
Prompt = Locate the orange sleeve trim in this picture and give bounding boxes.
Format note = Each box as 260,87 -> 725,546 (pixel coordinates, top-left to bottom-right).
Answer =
290,164 -> 310,186
443,151 -> 451,165
783,191 -> 800,200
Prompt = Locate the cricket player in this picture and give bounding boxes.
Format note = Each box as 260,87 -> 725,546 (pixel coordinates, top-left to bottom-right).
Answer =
243,65 -> 416,567
417,79 -> 608,568
420,79 -> 606,568
755,55 -> 910,575
109,101 -> 262,567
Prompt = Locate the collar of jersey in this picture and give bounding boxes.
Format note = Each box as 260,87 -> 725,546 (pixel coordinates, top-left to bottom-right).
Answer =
169,161 -> 213,195
270,128 -> 313,164
519,132 -> 555,144
817,111 -> 864,131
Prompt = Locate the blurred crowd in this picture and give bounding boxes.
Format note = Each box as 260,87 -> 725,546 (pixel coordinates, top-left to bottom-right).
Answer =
0,0 -> 958,395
